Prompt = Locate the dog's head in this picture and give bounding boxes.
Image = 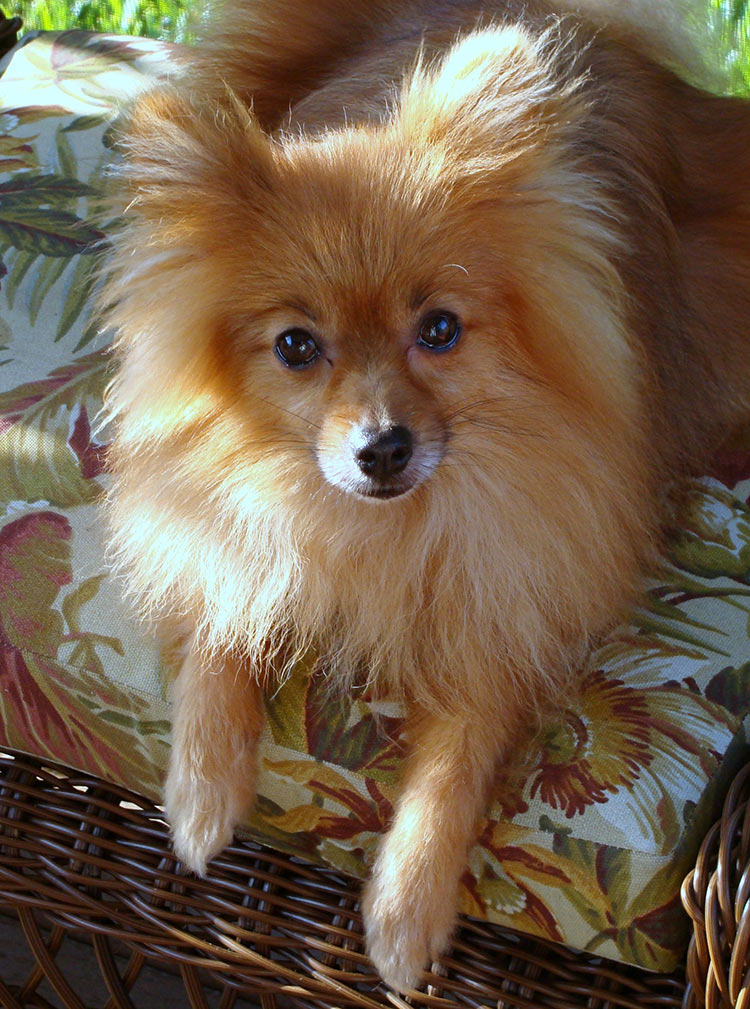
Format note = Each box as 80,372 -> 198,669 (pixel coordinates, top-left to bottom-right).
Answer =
106,27 -> 643,511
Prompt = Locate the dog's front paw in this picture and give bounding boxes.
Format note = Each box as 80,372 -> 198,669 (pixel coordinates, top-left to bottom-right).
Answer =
362,855 -> 457,992
165,771 -> 246,877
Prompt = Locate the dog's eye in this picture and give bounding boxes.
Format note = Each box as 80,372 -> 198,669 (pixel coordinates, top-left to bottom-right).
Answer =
417,310 -> 461,352
275,329 -> 321,368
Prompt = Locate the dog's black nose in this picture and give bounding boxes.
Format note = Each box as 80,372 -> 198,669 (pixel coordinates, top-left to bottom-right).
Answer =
355,425 -> 413,481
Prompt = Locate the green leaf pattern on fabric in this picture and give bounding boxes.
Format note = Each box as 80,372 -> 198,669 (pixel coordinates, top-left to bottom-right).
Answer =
0,172 -> 104,256
1,32 -> 749,974
0,352 -> 111,504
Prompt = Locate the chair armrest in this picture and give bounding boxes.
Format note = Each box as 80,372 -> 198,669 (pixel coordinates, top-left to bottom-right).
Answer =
682,761 -> 750,1009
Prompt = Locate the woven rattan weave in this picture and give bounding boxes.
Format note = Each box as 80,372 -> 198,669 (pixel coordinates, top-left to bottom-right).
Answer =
0,750 -> 747,1009
682,763 -> 750,1009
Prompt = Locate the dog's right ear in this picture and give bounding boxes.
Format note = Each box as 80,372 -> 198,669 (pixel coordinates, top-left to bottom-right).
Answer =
100,86 -> 277,436
113,83 -> 276,229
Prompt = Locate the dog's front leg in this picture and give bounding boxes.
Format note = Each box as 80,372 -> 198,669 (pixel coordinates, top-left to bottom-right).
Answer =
363,704 -> 510,992
164,636 -> 264,876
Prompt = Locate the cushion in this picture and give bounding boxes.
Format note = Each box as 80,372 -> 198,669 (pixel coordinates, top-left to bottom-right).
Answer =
1,30 -> 749,974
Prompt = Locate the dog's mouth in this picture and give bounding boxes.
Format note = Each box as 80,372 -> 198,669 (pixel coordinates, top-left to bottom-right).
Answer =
316,448 -> 443,501
354,481 -> 415,501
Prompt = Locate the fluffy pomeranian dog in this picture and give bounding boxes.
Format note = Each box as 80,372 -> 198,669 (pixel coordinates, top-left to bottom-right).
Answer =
102,0 -> 750,991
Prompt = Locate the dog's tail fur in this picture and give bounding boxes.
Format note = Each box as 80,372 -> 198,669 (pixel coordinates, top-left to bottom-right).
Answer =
187,0 -> 727,130
191,0 -> 726,105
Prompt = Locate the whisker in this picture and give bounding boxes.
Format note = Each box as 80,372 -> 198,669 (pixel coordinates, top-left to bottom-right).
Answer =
443,397 -> 506,423
451,416 -> 548,438
216,447 -> 314,471
444,398 -> 553,424
250,393 -> 322,431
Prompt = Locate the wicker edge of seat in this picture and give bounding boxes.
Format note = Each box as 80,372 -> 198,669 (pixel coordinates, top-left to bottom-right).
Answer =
0,750 -> 746,1009
682,762 -> 750,1009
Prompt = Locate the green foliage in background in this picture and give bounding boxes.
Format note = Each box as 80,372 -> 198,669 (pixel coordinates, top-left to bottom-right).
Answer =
5,0 -> 750,88
9,0 -> 208,40
711,0 -> 750,91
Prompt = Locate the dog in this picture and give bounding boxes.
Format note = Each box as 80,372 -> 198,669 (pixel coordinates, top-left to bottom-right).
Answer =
101,0 -> 750,991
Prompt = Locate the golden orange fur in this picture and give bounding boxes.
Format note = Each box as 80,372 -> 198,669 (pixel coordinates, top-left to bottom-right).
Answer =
102,0 -> 750,990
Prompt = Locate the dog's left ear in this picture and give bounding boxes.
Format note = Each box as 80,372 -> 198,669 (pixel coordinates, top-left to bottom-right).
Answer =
395,27 -> 583,174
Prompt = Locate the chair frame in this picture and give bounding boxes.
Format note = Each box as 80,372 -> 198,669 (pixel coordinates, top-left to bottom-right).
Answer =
0,750 -> 747,1009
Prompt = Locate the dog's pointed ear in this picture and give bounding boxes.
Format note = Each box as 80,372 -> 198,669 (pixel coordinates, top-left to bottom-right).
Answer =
396,27 -> 582,173
100,85 -> 278,431
113,83 -> 276,226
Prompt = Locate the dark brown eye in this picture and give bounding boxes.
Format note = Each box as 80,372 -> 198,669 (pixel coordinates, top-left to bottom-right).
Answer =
417,310 -> 461,351
275,328 -> 320,368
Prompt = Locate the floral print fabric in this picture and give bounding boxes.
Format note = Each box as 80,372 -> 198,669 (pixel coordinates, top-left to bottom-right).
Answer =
1,32 -> 749,973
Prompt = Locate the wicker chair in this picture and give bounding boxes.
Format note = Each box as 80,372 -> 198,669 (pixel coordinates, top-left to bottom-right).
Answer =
0,751 -> 747,1009
0,26 -> 749,1009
